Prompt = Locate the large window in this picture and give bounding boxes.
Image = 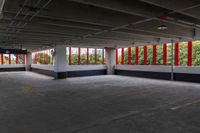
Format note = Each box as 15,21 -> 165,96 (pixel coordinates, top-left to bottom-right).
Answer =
89,48 -> 95,64
179,42 -> 188,66
167,43 -> 172,65
96,48 -> 104,64
138,46 -> 144,65
192,41 -> 200,66
80,48 -> 87,65
116,48 -> 122,64
67,47 -> 105,65
157,44 -> 163,65
147,45 -> 153,65
131,47 -> 136,65
32,49 -> 53,65
71,47 -> 78,65
115,40 -> 200,66
0,54 -> 26,65
124,48 -> 128,64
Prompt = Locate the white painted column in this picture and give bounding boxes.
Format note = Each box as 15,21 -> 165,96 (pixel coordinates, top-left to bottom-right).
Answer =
26,52 -> 32,71
105,47 -> 116,75
53,42 -> 67,79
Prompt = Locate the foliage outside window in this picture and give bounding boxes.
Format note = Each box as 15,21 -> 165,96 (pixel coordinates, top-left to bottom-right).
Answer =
0,54 -> 25,64
117,48 -> 122,64
80,48 -> 87,65
131,47 -> 136,65
192,41 -> 200,66
179,42 -> 187,66
124,48 -> 128,64
32,49 -> 53,65
138,46 -> 144,65
67,47 -> 105,65
157,45 -> 163,65
116,40 -> 200,66
71,47 -> 78,65
147,45 -> 152,65
96,48 -> 104,64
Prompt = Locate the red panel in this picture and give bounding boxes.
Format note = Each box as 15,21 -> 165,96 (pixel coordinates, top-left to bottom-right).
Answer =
94,48 -> 97,64
102,48 -> 104,64
153,45 -> 157,65
188,41 -> 192,66
116,48 -> 118,64
163,43 -> 167,65
121,48 -> 124,64
78,48 -> 81,65
1,54 -> 4,64
128,47 -> 131,64
135,47 -> 138,65
174,42 -> 179,66
23,54 -> 26,64
87,48 -> 89,64
16,54 -> 18,64
69,47 -> 72,65
9,54 -> 11,64
144,45 -> 147,65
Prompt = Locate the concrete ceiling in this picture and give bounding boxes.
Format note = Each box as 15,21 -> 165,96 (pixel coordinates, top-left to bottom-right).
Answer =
0,0 -> 200,51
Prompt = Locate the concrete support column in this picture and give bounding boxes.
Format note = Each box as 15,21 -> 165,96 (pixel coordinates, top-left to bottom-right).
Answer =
25,52 -> 32,71
53,43 -> 67,79
105,47 -> 116,75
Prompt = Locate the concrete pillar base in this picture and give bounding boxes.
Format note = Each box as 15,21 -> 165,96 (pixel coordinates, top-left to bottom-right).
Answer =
54,72 -> 67,79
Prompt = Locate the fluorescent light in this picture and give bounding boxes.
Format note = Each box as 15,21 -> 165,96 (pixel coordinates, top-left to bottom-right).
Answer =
157,25 -> 168,30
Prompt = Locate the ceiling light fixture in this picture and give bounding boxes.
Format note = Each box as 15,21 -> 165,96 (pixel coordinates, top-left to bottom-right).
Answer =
157,25 -> 168,30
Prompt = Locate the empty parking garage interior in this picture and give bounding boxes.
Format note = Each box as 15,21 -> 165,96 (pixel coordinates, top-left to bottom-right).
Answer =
0,0 -> 200,132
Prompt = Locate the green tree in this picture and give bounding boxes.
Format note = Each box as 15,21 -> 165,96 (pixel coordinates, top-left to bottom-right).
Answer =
131,48 -> 136,64
80,54 -> 87,65
124,48 -> 128,64
97,54 -> 103,64
33,53 -> 51,64
147,45 -> 153,65
72,54 -> 78,65
179,42 -> 187,66
192,41 -> 200,66
157,45 -> 163,65
138,46 -> 144,65
167,44 -> 172,65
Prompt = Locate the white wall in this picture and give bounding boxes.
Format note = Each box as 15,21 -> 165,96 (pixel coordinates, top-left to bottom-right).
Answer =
31,64 -> 106,71
67,65 -> 106,71
0,64 -> 25,68
31,64 -> 54,71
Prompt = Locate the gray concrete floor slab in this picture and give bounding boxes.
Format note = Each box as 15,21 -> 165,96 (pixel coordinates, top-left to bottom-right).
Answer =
0,72 -> 200,133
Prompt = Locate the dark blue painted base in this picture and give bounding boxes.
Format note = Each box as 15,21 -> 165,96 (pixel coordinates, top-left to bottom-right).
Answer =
31,68 -> 106,78
115,70 -> 200,83
67,70 -> 106,77
0,67 -> 25,72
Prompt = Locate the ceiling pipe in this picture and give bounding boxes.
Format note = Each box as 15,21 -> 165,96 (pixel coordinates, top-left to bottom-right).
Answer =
15,0 -> 52,34
67,0 -> 200,44
6,0 -> 29,31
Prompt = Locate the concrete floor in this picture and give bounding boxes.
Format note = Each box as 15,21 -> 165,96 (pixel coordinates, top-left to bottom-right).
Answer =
0,72 -> 200,133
